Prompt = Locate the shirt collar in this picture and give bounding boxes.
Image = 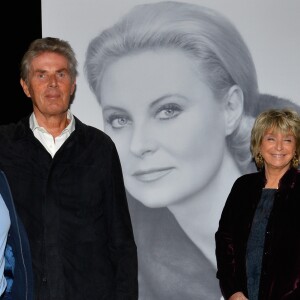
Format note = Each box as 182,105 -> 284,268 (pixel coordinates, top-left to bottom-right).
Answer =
29,110 -> 75,134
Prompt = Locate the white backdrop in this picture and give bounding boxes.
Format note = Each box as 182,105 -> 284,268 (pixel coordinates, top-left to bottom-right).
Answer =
42,1 -> 300,299
42,0 -> 300,130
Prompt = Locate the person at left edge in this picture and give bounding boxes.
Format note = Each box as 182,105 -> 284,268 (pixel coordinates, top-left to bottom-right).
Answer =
0,169 -> 34,300
0,37 -> 138,300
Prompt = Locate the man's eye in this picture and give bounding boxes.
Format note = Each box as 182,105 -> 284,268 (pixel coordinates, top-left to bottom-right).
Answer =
57,72 -> 65,78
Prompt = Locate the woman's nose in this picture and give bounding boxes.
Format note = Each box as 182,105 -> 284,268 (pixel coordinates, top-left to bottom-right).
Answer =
129,126 -> 158,158
275,140 -> 283,150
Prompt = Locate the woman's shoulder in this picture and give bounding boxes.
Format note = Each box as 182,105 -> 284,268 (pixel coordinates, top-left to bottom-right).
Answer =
236,171 -> 262,182
232,171 -> 264,191
293,169 -> 300,185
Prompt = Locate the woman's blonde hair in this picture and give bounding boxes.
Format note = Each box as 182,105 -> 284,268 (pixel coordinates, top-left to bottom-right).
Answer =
251,108 -> 300,169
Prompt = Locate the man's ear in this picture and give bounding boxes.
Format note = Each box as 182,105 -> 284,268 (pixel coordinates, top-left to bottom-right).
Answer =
224,85 -> 244,136
70,80 -> 76,96
20,79 -> 31,98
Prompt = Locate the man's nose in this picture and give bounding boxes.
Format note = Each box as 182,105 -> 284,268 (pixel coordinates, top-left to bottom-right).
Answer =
48,74 -> 58,87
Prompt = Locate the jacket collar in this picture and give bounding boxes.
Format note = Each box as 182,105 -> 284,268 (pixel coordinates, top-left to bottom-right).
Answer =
259,167 -> 299,191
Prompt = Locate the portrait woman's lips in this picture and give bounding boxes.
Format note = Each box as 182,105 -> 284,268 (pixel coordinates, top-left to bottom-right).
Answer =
132,167 -> 174,182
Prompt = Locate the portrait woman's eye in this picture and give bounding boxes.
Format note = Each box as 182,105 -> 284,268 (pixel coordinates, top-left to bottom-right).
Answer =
105,113 -> 132,129
155,103 -> 183,120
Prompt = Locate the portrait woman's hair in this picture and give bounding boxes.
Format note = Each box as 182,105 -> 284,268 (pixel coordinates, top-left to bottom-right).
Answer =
84,0 -> 259,173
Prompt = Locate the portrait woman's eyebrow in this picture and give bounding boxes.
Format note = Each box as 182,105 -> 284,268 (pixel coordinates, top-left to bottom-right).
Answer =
83,1 -> 300,299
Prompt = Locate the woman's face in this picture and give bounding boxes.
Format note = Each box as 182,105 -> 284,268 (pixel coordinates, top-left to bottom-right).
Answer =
100,49 -> 228,208
260,129 -> 296,173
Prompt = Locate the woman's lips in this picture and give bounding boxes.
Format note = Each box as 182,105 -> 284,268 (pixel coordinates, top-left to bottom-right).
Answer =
132,167 -> 174,182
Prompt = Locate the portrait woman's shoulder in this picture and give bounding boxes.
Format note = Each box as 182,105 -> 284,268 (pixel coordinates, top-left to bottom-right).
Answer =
254,93 -> 300,116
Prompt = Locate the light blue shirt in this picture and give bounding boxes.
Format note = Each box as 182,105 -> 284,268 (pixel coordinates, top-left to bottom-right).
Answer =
0,194 -> 10,295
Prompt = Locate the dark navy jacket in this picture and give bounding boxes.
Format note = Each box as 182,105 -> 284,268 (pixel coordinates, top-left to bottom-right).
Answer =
215,168 -> 300,300
0,170 -> 34,300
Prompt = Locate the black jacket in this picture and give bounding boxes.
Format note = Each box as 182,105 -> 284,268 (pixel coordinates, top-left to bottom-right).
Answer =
0,169 -> 34,300
0,116 -> 138,300
215,168 -> 300,300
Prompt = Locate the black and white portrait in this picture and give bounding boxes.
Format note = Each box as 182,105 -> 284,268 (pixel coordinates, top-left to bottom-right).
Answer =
42,1 -> 300,299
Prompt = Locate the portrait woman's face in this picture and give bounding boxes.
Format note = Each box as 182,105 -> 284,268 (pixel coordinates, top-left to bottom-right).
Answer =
99,49 -> 229,208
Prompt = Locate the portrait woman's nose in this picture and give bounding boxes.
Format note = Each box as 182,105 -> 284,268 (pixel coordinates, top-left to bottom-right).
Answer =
129,123 -> 158,158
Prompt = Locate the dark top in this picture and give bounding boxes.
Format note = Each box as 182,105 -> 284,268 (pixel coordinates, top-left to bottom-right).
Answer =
0,116 -> 138,300
215,168 -> 300,300
246,189 -> 276,300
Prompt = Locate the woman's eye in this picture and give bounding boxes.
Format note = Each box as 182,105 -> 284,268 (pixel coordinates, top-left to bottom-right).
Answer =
106,114 -> 132,129
155,104 -> 182,120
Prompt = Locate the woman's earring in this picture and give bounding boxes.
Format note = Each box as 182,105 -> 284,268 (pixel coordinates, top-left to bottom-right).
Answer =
256,153 -> 264,170
292,153 -> 299,169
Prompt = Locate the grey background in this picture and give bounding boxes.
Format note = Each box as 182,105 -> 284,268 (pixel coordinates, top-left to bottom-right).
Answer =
42,0 -> 300,130
42,1 -> 300,298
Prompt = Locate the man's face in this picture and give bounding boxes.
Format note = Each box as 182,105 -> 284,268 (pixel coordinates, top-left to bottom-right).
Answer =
21,52 -> 76,118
